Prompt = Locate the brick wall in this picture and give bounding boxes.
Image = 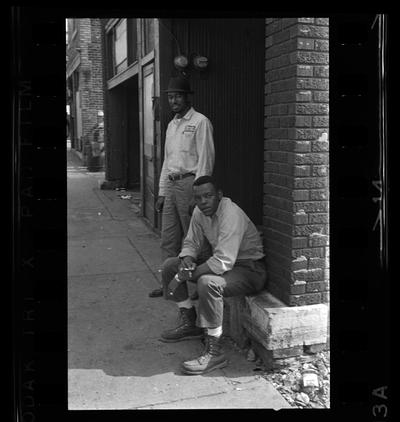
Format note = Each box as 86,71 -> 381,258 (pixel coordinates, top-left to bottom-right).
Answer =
79,19 -> 104,135
87,18 -> 105,125
66,18 -> 104,150
264,17 -> 329,306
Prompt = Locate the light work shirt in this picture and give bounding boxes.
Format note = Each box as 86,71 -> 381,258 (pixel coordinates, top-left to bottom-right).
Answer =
179,198 -> 265,275
159,107 -> 215,197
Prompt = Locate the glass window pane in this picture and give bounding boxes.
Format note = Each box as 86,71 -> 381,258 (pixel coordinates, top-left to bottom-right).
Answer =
116,59 -> 127,74
114,19 -> 127,69
115,18 -> 126,39
144,18 -> 154,55
127,19 -> 138,64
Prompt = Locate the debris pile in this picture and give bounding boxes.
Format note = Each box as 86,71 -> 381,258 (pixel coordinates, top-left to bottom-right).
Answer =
115,187 -> 132,200
261,351 -> 330,408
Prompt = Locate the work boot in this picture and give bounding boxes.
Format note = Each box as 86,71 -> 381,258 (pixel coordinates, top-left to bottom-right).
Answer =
148,287 -> 163,298
181,335 -> 228,375
160,307 -> 204,342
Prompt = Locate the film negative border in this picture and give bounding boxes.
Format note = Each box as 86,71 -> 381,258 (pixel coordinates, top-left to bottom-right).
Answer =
11,7 -> 68,422
330,13 -> 390,420
11,9 -> 392,422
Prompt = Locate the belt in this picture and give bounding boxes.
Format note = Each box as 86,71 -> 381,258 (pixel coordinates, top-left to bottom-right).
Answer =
168,172 -> 195,182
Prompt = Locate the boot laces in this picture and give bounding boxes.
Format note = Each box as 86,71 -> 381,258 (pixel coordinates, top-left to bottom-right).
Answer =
179,307 -> 195,327
203,335 -> 220,357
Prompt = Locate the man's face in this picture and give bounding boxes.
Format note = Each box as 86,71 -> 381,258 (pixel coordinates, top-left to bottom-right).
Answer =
167,92 -> 189,115
193,183 -> 222,217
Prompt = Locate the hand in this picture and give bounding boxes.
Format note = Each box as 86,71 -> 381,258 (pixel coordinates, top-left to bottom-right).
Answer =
177,267 -> 193,282
178,257 -> 197,281
180,256 -> 196,271
156,196 -> 165,213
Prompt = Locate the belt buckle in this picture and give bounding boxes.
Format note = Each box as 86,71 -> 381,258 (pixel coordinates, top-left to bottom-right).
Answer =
169,173 -> 182,181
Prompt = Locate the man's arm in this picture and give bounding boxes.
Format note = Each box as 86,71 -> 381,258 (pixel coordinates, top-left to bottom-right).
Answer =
206,208 -> 247,275
158,127 -> 170,197
195,118 -> 215,178
158,160 -> 169,198
180,206 -> 248,280
191,261 -> 214,280
176,259 -> 214,282
179,209 -> 205,261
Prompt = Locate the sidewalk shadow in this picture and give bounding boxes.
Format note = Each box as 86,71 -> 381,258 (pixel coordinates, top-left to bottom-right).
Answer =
68,274 -> 260,380
170,336 -> 262,380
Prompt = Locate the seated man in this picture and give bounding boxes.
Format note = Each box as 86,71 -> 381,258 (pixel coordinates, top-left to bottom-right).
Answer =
160,175 -> 267,375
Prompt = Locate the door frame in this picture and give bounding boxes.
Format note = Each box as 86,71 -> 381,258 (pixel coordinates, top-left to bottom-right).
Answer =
142,62 -> 156,226
138,18 -> 161,231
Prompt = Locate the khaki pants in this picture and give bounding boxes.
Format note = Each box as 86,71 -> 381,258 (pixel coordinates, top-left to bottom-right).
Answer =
161,257 -> 267,328
160,176 -> 195,261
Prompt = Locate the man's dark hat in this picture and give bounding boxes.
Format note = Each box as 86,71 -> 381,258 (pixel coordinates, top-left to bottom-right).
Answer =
164,76 -> 193,93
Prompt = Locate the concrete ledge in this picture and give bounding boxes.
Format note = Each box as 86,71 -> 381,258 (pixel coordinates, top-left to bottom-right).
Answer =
245,291 -> 329,349
224,290 -> 329,367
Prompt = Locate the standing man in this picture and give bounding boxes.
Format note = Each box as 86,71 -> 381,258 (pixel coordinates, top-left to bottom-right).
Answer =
160,176 -> 267,375
149,76 -> 215,297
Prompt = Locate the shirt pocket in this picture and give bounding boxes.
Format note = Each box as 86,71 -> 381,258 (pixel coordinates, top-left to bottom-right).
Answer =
180,130 -> 195,153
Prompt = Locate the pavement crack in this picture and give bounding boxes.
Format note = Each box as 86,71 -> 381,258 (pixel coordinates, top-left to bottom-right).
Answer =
134,389 -> 233,409
92,188 -> 117,220
126,236 -> 161,282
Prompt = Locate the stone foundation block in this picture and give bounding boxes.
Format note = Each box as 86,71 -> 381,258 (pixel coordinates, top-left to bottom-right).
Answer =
224,291 -> 329,368
243,291 -> 328,350
249,339 -> 304,370
303,342 -> 328,354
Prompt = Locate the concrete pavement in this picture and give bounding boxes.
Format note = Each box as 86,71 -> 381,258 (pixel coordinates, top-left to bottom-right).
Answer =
67,148 -> 291,410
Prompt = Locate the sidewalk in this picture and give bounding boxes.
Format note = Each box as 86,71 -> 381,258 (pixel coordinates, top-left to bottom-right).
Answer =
67,148 -> 291,410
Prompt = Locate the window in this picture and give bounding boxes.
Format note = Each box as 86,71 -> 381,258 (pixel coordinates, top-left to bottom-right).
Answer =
106,18 -> 138,79
143,18 -> 155,56
127,19 -> 138,64
65,19 -> 69,44
114,19 -> 128,74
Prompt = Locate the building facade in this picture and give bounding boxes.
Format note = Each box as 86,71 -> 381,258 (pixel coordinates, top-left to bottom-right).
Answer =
90,17 -> 329,361
263,18 -> 329,307
99,17 -> 329,305
66,18 -> 105,165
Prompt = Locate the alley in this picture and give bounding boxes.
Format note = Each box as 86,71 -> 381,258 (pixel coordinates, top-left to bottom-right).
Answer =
67,148 -> 290,410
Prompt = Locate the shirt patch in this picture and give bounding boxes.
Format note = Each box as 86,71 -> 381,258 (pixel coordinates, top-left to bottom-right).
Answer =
183,125 -> 196,133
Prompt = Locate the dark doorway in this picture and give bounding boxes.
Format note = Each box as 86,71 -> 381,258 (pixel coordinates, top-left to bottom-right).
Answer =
107,74 -> 140,189
167,18 -> 265,225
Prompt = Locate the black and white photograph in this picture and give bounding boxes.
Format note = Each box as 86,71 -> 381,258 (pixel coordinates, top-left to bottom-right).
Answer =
10,7 -> 392,418
65,16 -> 333,410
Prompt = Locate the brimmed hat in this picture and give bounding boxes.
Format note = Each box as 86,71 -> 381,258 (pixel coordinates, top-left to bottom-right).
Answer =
164,76 -> 193,93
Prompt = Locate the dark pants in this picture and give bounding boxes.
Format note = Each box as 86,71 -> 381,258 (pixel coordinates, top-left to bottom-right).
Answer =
161,257 -> 267,328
